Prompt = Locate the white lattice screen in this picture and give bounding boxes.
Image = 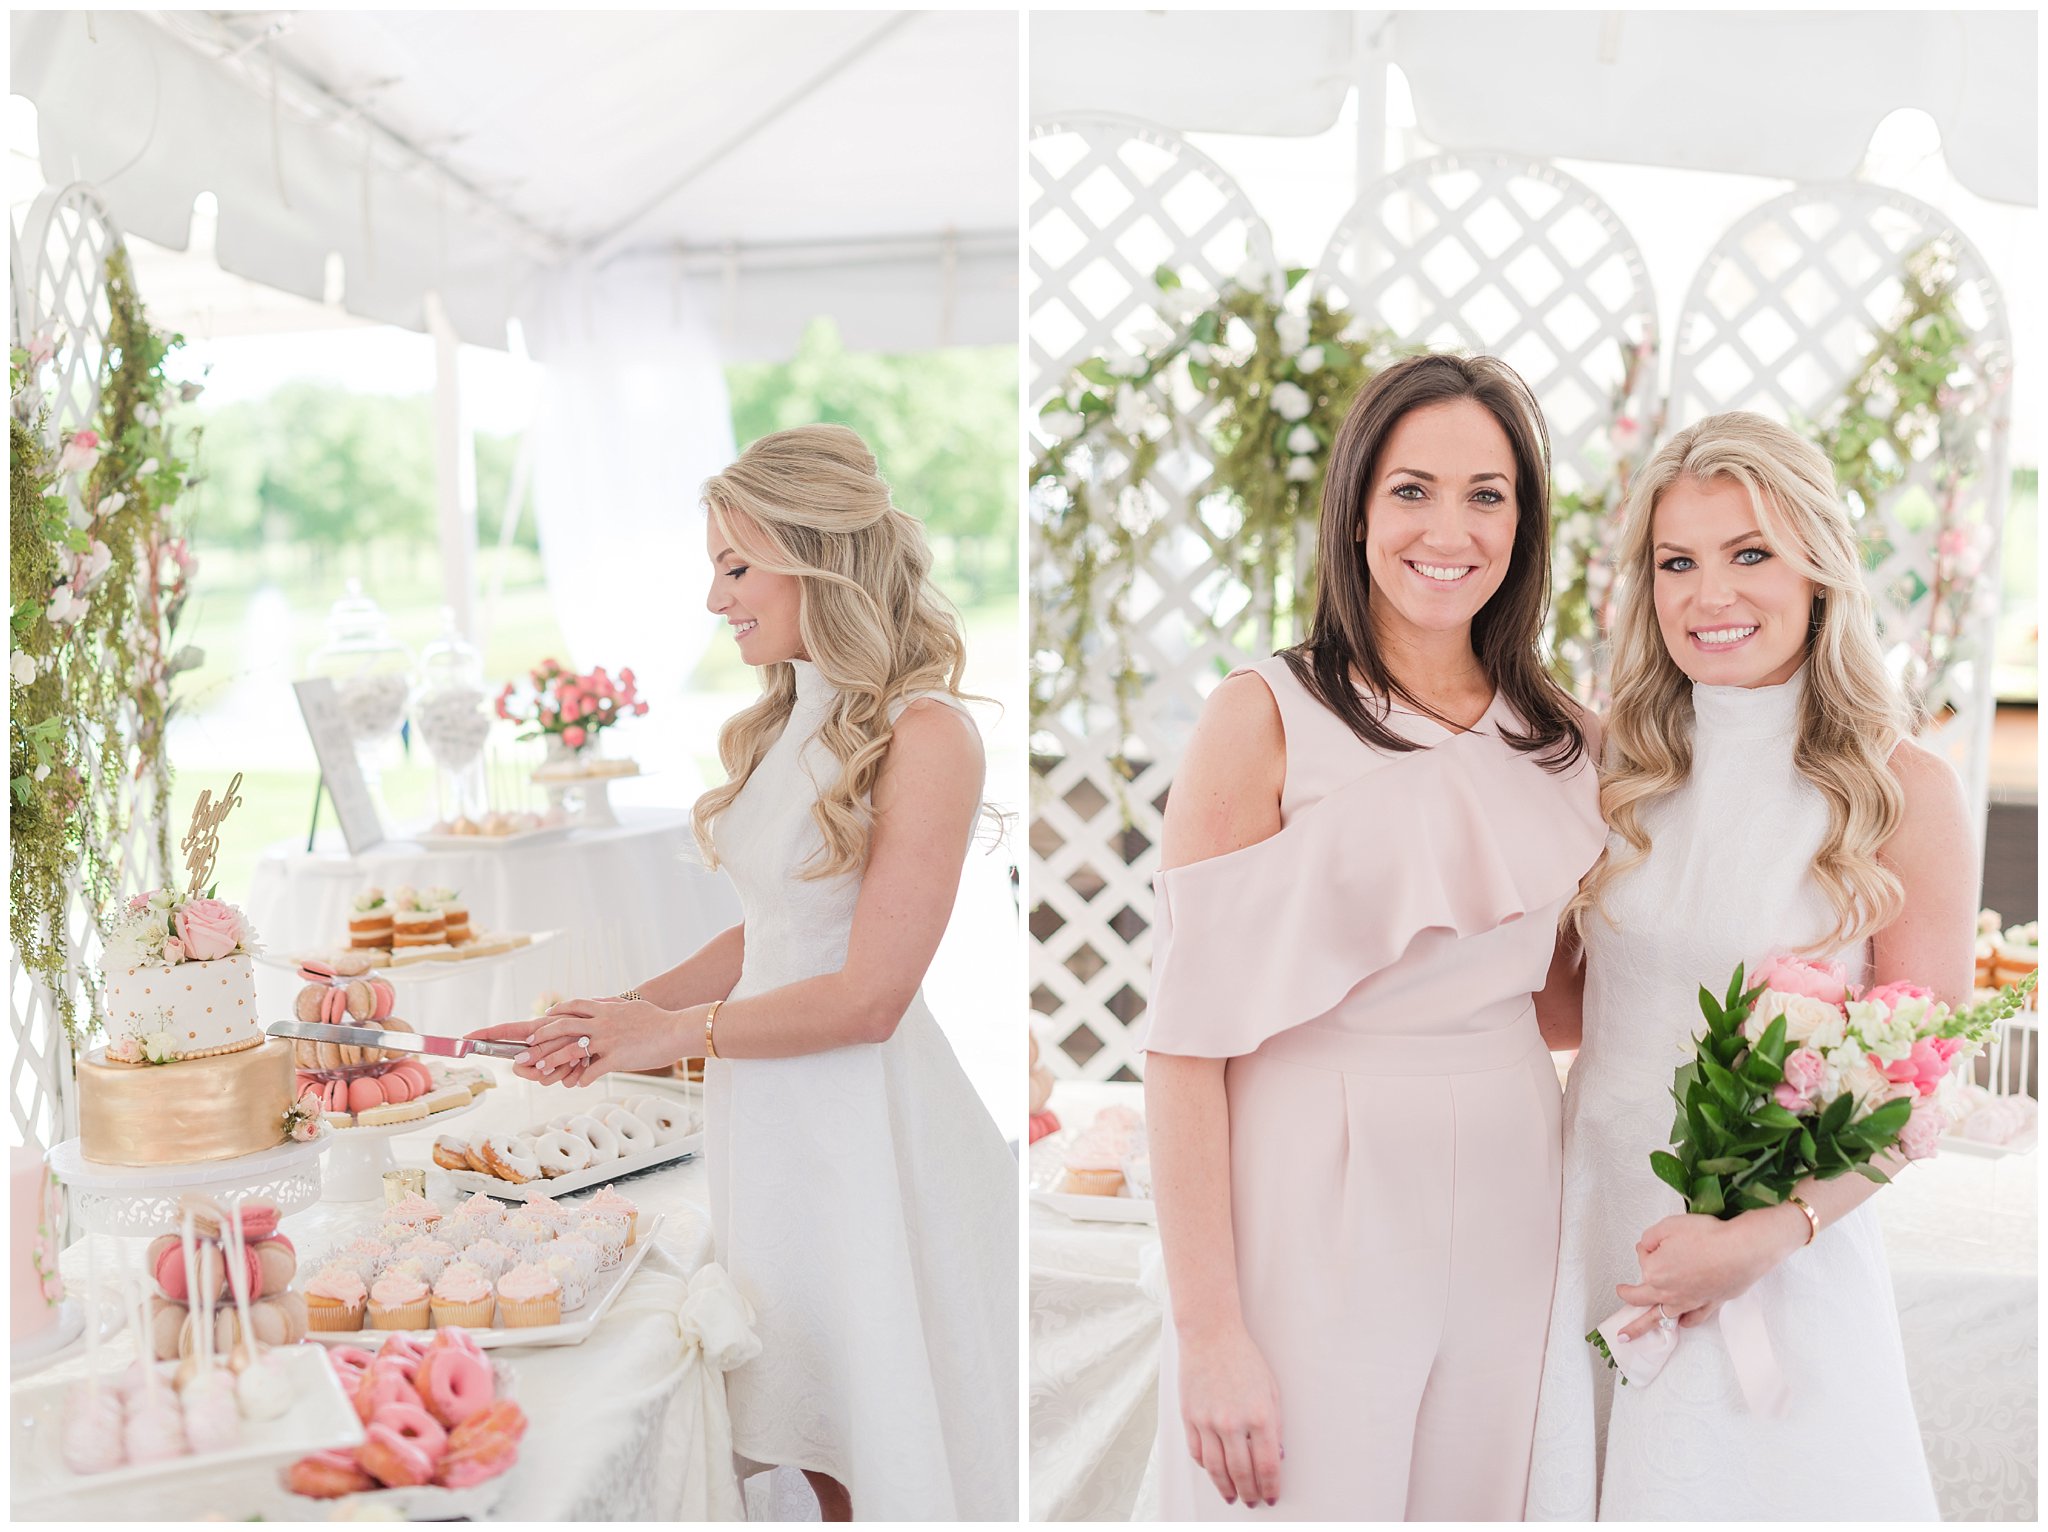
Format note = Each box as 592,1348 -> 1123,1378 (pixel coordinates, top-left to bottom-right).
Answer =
1667,184 -> 2012,830
1314,155 -> 1660,499
8,184 -> 171,1154
1031,132 -> 2013,1083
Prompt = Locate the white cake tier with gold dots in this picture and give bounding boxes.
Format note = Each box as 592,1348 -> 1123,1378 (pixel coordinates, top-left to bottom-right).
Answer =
103,953 -> 261,1060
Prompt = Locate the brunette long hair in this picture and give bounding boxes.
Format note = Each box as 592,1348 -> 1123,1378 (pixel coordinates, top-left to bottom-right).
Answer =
1282,352 -> 1586,771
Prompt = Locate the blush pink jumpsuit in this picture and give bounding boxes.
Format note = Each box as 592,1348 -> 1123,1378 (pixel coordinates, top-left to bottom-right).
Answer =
1143,657 -> 1605,1521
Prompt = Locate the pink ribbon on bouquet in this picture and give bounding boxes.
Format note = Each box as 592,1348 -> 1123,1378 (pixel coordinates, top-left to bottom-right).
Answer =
1594,1290 -> 1789,1417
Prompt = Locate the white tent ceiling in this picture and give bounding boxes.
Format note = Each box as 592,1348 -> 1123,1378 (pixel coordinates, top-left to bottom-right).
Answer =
12,8 -> 1021,357
1030,10 -> 2037,208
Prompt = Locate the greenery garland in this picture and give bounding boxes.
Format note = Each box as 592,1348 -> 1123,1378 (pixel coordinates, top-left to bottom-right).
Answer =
1810,239 -> 1990,710
1029,264 -> 1397,770
8,249 -> 199,1044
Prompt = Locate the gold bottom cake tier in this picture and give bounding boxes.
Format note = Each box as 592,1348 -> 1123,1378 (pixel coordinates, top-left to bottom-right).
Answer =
77,1039 -> 296,1167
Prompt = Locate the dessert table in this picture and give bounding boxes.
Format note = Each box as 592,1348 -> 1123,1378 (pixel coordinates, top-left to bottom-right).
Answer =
18,1071 -> 793,1522
245,808 -> 743,1035
1029,1080 -> 2040,1522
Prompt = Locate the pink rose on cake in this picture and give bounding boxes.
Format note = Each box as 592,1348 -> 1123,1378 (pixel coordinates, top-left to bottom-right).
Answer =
174,897 -> 244,961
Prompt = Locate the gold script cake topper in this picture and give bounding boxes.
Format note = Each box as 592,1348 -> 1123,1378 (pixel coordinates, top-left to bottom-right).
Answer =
182,772 -> 244,896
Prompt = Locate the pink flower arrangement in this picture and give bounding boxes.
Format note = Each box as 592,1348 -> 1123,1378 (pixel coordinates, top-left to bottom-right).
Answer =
495,658 -> 649,748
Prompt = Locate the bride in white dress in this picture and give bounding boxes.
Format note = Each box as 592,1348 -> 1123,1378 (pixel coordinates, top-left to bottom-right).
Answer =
1525,413 -> 1974,1520
475,425 -> 1018,1520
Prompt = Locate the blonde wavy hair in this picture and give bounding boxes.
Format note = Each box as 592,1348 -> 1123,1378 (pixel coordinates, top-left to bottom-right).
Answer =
1568,411 -> 1920,954
691,423 -> 985,880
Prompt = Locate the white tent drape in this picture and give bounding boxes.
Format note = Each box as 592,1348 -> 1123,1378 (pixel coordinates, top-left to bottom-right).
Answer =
526,258 -> 736,796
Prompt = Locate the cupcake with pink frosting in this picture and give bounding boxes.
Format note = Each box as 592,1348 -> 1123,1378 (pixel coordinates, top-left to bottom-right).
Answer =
573,1214 -> 625,1269
367,1271 -> 430,1330
495,1261 -> 562,1328
581,1187 -> 640,1245
387,1193 -> 443,1229
430,1260 -> 496,1327
332,1237 -> 393,1284
305,1264 -> 367,1331
459,1237 -> 517,1281
394,1235 -> 457,1282
543,1248 -> 589,1311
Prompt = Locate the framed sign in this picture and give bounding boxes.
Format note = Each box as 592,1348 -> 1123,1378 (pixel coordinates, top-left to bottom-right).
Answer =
292,678 -> 386,855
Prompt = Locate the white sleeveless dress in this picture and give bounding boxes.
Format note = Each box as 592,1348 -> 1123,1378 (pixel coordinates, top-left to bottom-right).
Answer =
704,659 -> 1018,1520
1527,671 -> 1938,1520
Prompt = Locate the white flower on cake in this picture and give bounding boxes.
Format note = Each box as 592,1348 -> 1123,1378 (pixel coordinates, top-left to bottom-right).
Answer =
352,888 -> 388,913
138,1027 -> 182,1065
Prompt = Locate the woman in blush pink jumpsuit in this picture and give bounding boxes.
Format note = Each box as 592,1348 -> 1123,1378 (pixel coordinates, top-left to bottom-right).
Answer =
1142,355 -> 1603,1521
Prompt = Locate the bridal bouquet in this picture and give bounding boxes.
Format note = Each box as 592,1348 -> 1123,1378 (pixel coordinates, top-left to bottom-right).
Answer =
1589,953 -> 2036,1410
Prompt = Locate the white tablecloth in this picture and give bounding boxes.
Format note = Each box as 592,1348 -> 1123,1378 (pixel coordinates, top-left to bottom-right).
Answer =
1030,1082 -> 2039,1523
19,1072 -> 772,1522
244,808 -> 742,1036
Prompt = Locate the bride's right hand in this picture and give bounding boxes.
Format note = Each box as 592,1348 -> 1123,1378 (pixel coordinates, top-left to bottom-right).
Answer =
1177,1321 -> 1283,1508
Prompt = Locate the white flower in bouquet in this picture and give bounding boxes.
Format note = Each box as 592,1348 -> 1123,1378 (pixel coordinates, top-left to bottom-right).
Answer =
1271,382 -> 1313,423
1746,989 -> 1848,1051
1286,425 -> 1320,455
1845,997 -> 1920,1062
1834,1049 -> 1897,1116
1286,456 -> 1317,483
1275,312 -> 1311,355
1295,344 -> 1326,374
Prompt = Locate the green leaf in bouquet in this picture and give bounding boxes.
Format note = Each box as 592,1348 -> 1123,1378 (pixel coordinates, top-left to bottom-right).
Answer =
1688,1175 -> 1726,1216
1755,1014 -> 1789,1065
1698,984 -> 1723,1027
1819,1092 -> 1853,1136
1723,963 -> 1748,1015
1695,1097 -> 1727,1136
1739,1049 -> 1782,1088
1698,1055 -> 1745,1112
1853,1161 -> 1894,1185
1734,1183 -> 1783,1211
1697,1156 -> 1751,1175
1797,1126 -> 1818,1161
1859,1096 -> 1913,1141
1753,1102 -> 1805,1131
1649,1150 -> 1691,1196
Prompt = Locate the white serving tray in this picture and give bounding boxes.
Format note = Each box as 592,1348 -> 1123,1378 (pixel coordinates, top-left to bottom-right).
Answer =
11,1345 -> 363,1517
303,1213 -> 665,1350
440,1133 -> 702,1201
1028,1125 -> 1156,1223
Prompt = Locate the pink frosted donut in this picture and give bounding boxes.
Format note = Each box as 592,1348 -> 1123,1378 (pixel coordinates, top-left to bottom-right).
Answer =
328,1346 -> 374,1392
415,1343 -> 495,1427
430,1324 -> 488,1361
354,1362 -> 414,1424
359,1421 -> 438,1488
380,1070 -> 417,1104
371,1397 -> 449,1457
347,1074 -> 388,1113
377,1332 -> 429,1367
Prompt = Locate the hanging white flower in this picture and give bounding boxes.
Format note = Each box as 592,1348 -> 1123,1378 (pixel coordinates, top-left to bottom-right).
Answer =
1295,345 -> 1325,374
1275,313 -> 1311,355
33,764 -> 50,782
1286,456 -> 1318,483
138,458 -> 160,476
10,651 -> 36,686
68,499 -> 94,531
1105,355 -> 1147,380
135,404 -> 159,428
1038,409 -> 1083,440
1188,341 -> 1212,365
1112,385 -> 1150,438
1286,425 -> 1320,455
1271,382 -> 1313,423
97,492 -> 126,515
46,584 -> 87,626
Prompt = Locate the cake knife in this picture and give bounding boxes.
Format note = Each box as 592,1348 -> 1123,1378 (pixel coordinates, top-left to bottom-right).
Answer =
267,1020 -> 531,1059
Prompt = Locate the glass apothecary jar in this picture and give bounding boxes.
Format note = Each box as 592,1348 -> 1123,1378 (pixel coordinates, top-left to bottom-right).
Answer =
413,609 -> 492,822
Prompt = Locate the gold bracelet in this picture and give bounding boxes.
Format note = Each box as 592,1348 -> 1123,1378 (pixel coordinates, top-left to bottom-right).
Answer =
704,999 -> 724,1060
1788,1193 -> 1820,1246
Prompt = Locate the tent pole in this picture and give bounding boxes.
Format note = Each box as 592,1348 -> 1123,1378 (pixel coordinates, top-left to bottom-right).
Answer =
426,291 -> 478,642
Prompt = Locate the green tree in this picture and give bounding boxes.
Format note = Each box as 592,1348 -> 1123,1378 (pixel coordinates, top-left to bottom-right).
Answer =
726,319 -> 1018,602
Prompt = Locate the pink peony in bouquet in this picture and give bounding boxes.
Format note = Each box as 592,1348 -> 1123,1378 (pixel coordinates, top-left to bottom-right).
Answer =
495,658 -> 648,750
1589,952 -> 2035,1408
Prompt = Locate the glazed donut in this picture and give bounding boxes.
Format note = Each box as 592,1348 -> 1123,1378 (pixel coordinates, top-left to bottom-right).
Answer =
629,1097 -> 689,1146
289,1447 -> 379,1499
358,1421 -> 439,1488
533,1129 -> 595,1178
564,1113 -> 621,1161
437,1399 -> 528,1489
415,1343 -> 496,1427
544,1115 -> 578,1133
461,1140 -> 494,1175
432,1135 -> 473,1172
602,1107 -> 655,1158
478,1134 -> 540,1184
372,1398 -> 449,1458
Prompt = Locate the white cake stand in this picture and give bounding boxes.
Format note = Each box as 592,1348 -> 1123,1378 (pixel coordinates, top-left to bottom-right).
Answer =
47,1136 -> 330,1238
318,1096 -> 484,1202
10,1300 -> 85,1376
